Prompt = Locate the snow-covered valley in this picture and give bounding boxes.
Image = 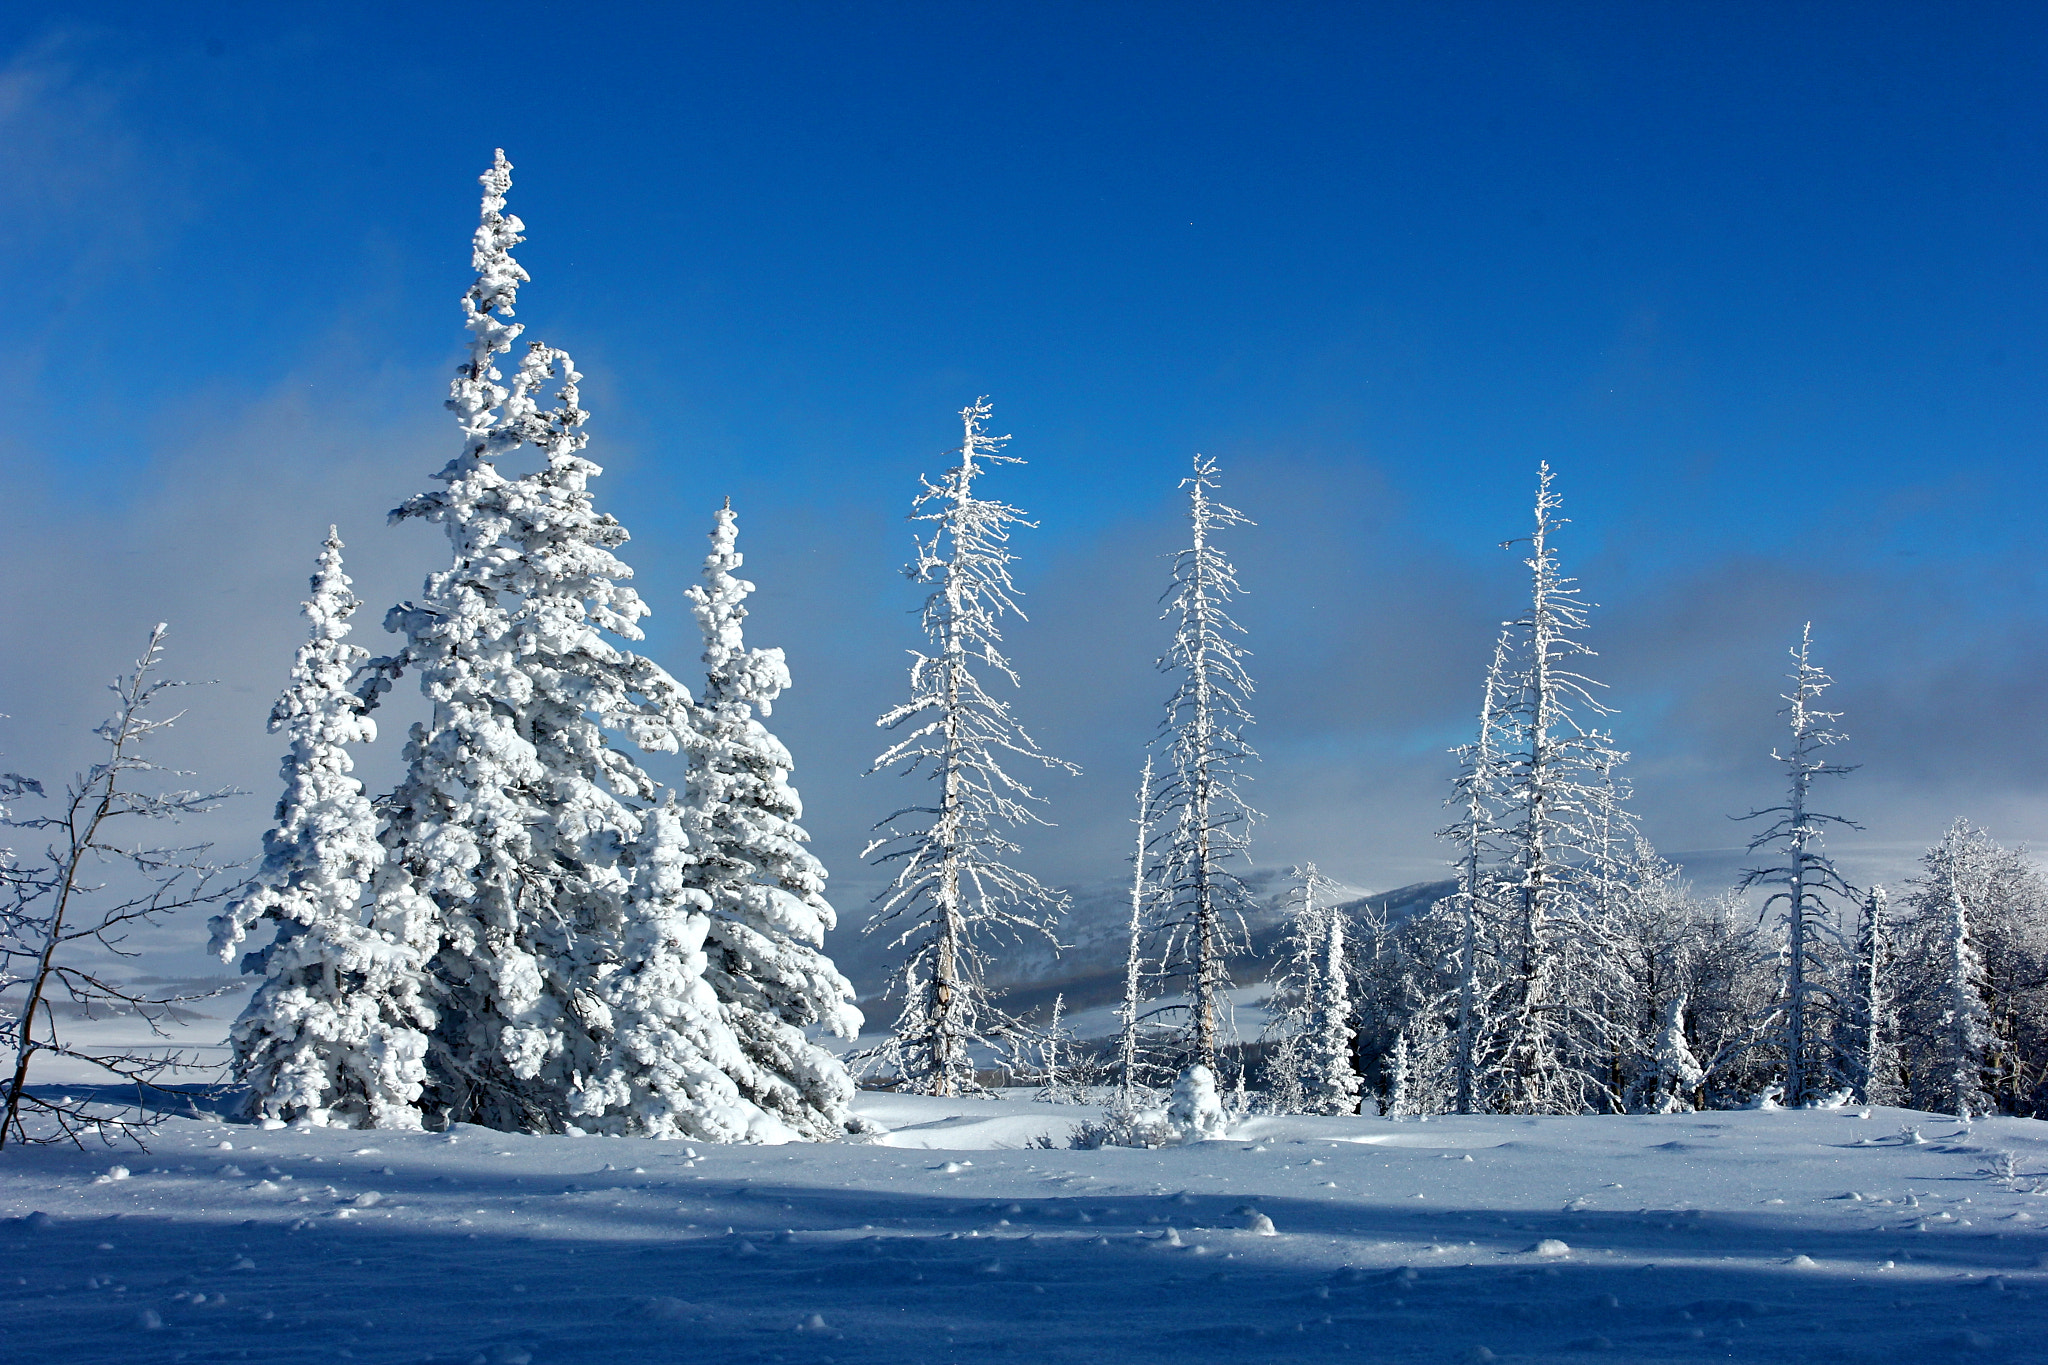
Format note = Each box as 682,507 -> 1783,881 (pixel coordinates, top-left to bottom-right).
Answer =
5,1095 -> 2046,1364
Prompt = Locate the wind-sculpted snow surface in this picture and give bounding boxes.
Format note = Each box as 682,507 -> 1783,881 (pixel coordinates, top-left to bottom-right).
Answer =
5,1097 -> 2047,1363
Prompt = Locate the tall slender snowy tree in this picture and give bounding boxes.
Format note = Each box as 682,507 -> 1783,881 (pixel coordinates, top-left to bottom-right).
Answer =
866,399 -> 1075,1096
211,529 -> 430,1129
1904,824 -> 2001,1118
1840,885 -> 1900,1105
1489,463 -> 1631,1114
665,500 -> 861,1138
1113,754 -> 1168,1103
1152,455 -> 1259,1074
1737,624 -> 1858,1108
1261,868 -> 1325,1115
368,151 -> 723,1135
1298,865 -> 1361,1115
1439,628 -> 1514,1114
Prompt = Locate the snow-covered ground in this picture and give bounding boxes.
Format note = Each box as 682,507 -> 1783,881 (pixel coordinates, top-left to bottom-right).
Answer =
5,1092 -> 2047,1363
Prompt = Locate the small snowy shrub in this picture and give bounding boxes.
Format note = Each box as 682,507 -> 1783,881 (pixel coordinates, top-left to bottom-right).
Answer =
1167,1064 -> 1230,1142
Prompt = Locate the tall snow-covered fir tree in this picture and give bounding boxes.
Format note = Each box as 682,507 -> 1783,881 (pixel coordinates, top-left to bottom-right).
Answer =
1261,868 -> 1325,1115
368,151 -> 746,1136
668,500 -> 861,1138
866,399 -> 1075,1096
211,530 -> 430,1128
1737,624 -> 1858,1108
1489,463 -> 1631,1114
1906,823 -> 1999,1118
1151,455 -> 1259,1075
1896,821 -> 2048,1116
1298,865 -> 1361,1115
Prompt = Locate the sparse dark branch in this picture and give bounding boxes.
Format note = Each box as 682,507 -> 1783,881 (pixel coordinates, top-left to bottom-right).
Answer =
2,625 -> 240,1151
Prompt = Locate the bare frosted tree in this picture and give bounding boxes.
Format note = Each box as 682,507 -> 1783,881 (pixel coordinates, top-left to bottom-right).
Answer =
1737,624 -> 1858,1107
1113,754 -> 1169,1104
866,399 -> 1075,1096
1151,454 -> 1259,1074
1439,627 -> 1514,1113
1490,463 -> 1630,1114
1,626 -> 237,1149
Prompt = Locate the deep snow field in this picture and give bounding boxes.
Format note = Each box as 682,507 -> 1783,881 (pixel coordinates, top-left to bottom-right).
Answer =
5,1092 -> 2048,1365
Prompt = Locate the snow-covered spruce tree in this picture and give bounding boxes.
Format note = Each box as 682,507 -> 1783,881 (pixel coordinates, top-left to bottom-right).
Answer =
370,152 -> 733,1136
1293,865 -> 1361,1115
658,500 -> 862,1138
1899,823 -> 2005,1118
1151,454 -> 1259,1075
1736,624 -> 1858,1108
1382,1029 -> 1415,1117
1489,463 -> 1632,1114
1934,872 -> 1993,1119
211,530 -> 429,1128
1260,867 -> 1325,1114
866,399 -> 1076,1097
1633,994 -> 1705,1114
1896,822 -> 2048,1115
1609,840 -> 1695,1111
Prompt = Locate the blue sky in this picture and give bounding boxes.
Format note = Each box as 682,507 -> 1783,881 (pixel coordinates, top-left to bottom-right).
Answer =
2,3 -> 2044,983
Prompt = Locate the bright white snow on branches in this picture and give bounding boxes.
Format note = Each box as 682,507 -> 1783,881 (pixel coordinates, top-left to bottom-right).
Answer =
2,627 -> 237,1148
1738,623 -> 1859,1108
866,399 -> 1075,1097
1150,455 -> 1259,1076
670,501 -> 862,1139
365,152 -> 827,1141
212,530 -> 429,1129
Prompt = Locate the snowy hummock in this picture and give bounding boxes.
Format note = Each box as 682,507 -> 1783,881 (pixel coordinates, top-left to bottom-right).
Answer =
5,1095 -> 2046,1363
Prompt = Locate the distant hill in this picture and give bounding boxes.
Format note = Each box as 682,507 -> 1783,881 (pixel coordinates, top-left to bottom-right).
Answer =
950,872 -> 1458,1023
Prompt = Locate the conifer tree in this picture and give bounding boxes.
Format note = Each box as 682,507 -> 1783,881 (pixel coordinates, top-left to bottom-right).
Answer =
1261,869 -> 1324,1115
1113,754 -> 1167,1104
1634,994 -> 1705,1113
1840,886 -> 1900,1105
212,530 -> 429,1128
866,399 -> 1075,1096
370,151 -> 708,1133
1490,464 -> 1630,1114
1440,628 -> 1514,1113
1907,824 -> 1999,1118
1152,455 -> 1258,1074
671,500 -> 862,1138
1737,624 -> 1858,1107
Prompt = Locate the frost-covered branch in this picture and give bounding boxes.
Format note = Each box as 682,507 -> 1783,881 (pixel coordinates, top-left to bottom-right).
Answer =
2,625 -> 239,1150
